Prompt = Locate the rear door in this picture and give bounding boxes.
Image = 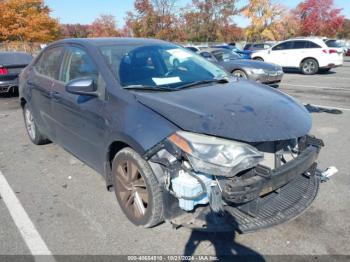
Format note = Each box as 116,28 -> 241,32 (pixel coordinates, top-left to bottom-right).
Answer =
268,41 -> 293,67
50,45 -> 107,172
27,46 -> 64,139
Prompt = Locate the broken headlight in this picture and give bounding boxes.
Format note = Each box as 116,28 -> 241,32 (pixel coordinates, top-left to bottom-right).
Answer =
168,131 -> 264,176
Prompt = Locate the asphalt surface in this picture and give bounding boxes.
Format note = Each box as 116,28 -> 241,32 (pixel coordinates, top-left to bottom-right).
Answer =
0,58 -> 349,259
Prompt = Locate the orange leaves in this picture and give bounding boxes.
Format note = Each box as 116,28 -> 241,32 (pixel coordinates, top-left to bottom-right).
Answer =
0,0 -> 59,42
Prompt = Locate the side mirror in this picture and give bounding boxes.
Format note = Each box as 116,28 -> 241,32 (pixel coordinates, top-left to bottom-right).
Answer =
268,49 -> 272,54
65,77 -> 98,97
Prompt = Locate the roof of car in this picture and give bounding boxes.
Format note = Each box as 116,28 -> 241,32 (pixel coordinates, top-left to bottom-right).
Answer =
50,37 -> 169,47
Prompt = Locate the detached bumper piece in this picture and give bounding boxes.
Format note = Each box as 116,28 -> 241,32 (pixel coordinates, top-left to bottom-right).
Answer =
171,173 -> 319,233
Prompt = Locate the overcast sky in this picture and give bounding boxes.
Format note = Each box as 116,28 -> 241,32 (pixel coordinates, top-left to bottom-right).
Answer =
45,0 -> 350,27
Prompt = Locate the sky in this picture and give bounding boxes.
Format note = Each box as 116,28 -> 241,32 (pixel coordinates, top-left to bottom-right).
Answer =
45,0 -> 350,28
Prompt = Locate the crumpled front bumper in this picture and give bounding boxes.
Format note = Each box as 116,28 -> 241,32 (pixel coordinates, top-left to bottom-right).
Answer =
222,145 -> 319,204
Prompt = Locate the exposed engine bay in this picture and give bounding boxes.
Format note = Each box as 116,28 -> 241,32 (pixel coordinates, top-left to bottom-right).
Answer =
145,132 -> 334,232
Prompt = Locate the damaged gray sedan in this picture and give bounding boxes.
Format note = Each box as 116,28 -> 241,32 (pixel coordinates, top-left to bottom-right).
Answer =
19,38 -> 331,233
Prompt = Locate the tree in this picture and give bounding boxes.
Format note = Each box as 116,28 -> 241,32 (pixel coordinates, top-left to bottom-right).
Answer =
243,0 -> 285,41
88,14 -> 120,37
337,19 -> 350,39
0,0 -> 60,42
125,0 -> 180,41
60,24 -> 90,38
295,0 -> 344,37
181,0 -> 241,42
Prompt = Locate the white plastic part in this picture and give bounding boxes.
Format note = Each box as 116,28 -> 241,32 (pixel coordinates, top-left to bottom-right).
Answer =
171,170 -> 213,211
322,166 -> 338,178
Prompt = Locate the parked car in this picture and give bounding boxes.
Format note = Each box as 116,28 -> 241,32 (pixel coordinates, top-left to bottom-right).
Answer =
211,44 -> 252,59
324,39 -> 346,56
0,52 -> 32,93
20,38 -> 327,232
244,43 -> 273,51
199,48 -> 283,85
347,48 -> 350,56
251,38 -> 344,74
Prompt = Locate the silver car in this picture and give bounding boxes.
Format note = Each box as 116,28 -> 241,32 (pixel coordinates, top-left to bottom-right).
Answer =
199,48 -> 283,85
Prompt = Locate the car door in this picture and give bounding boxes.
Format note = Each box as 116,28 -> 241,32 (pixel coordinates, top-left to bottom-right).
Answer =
50,45 -> 107,172
268,41 -> 293,67
27,46 -> 64,140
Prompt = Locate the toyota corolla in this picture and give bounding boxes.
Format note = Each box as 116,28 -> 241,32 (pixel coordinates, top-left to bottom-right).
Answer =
19,38 -> 330,232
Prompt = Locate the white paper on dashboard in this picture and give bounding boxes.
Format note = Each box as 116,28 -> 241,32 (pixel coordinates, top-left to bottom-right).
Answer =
167,49 -> 192,59
152,77 -> 181,85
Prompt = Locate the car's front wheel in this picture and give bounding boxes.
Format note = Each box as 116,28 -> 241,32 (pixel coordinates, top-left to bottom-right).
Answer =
232,69 -> 248,79
112,147 -> 164,228
253,57 -> 264,61
23,103 -> 50,145
301,59 -> 319,75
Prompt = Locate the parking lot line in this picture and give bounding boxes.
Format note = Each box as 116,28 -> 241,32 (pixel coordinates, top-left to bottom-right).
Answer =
282,83 -> 350,91
0,171 -> 55,259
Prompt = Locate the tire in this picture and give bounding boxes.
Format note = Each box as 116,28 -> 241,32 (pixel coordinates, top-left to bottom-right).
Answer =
112,147 -> 164,228
232,69 -> 248,79
301,58 -> 319,75
254,57 -> 264,61
23,103 -> 50,145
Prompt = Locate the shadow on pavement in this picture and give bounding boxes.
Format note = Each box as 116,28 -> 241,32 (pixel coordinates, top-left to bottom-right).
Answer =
183,212 -> 265,262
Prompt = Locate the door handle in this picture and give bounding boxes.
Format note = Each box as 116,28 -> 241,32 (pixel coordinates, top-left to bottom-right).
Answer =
51,91 -> 62,101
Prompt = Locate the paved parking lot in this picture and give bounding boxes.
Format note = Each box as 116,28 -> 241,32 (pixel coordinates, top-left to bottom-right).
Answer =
0,58 -> 350,259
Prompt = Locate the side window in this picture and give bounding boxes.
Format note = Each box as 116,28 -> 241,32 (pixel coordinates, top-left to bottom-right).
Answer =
35,47 -> 63,80
307,41 -> 321,48
61,47 -> 98,83
200,52 -> 213,59
292,41 -> 307,49
272,42 -> 293,51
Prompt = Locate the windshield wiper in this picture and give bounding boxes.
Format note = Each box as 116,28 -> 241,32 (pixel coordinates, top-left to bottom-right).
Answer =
175,78 -> 229,90
123,85 -> 175,92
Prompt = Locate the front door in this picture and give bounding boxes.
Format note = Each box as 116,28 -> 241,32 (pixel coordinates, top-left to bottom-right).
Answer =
50,45 -> 107,172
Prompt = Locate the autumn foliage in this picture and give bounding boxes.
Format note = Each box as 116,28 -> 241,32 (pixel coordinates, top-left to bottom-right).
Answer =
0,0 -> 60,42
295,0 -> 344,37
0,0 -> 348,44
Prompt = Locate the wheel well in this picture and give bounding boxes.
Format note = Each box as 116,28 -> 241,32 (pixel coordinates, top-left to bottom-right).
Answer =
107,141 -> 130,164
105,141 -> 130,191
300,57 -> 319,67
20,98 -> 26,108
253,57 -> 263,61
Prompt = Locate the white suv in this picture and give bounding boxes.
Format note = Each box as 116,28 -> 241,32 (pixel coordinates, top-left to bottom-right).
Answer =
251,38 -> 343,75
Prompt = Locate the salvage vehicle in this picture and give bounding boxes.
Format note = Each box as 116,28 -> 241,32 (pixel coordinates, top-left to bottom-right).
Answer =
199,48 -> 283,85
0,52 -> 33,94
252,38 -> 343,74
19,38 -> 331,232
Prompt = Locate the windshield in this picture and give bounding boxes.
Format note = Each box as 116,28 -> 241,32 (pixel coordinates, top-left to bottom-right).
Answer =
99,44 -> 228,89
212,49 -> 241,61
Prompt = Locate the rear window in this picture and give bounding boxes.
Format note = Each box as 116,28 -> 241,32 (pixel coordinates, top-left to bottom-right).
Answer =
35,47 -> 63,80
325,40 -> 341,48
0,52 -> 32,66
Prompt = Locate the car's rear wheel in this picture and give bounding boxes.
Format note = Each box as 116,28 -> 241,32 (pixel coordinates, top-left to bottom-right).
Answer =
254,57 -> 264,61
232,69 -> 248,79
23,103 -> 50,145
112,147 -> 163,228
301,59 -> 319,75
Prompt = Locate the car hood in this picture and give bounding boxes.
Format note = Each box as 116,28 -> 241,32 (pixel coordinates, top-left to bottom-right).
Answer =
231,59 -> 281,70
134,80 -> 311,143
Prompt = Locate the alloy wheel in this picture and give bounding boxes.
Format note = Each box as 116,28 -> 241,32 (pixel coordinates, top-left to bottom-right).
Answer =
115,160 -> 149,219
303,60 -> 316,74
25,108 -> 36,140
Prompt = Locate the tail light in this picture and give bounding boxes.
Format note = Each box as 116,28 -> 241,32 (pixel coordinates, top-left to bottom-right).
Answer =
0,67 -> 8,75
323,49 -> 337,54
